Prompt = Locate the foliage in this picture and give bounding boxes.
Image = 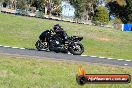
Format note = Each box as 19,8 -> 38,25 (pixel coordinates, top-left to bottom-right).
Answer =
28,0 -> 61,15
69,0 -> 83,19
106,0 -> 132,23
17,0 -> 27,10
69,0 -> 97,20
0,0 -> 4,13
1,0 -> 61,16
113,17 -> 123,29
92,6 -> 109,25
51,6 -> 61,16
113,17 -> 123,24
0,0 -> 16,9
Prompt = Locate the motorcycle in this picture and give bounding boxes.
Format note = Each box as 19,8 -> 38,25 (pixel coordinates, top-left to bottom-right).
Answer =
35,29 -> 84,55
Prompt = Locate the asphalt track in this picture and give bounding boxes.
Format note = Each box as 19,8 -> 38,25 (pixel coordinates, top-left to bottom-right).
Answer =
0,46 -> 132,67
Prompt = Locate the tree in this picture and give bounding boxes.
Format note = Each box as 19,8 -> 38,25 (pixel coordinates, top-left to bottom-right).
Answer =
0,0 -> 4,13
106,0 -> 132,23
0,0 -> 16,9
28,0 -> 61,17
69,0 -> 83,19
82,0 -> 97,21
51,0 -> 61,16
69,0 -> 97,22
113,17 -> 123,29
92,6 -> 109,25
0,0 -> 62,16
17,0 -> 26,10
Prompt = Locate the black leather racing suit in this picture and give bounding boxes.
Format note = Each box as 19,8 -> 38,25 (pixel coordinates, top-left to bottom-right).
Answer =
55,29 -> 68,43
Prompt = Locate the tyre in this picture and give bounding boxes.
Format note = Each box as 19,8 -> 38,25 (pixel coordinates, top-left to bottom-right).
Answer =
35,40 -> 49,51
76,75 -> 86,85
69,43 -> 84,55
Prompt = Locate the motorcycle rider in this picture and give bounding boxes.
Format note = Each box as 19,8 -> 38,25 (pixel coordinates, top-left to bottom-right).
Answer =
53,24 -> 69,44
39,24 -> 69,52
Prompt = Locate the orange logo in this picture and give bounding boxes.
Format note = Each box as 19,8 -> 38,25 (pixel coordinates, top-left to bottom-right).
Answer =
76,66 -> 131,85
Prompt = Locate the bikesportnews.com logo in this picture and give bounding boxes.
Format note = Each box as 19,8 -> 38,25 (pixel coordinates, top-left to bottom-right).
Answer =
76,66 -> 131,85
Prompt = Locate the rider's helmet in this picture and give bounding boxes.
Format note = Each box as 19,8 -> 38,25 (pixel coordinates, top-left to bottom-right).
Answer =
53,24 -> 62,33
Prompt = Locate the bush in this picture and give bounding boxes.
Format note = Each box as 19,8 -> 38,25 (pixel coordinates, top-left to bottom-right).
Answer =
92,6 -> 109,26
113,17 -> 123,29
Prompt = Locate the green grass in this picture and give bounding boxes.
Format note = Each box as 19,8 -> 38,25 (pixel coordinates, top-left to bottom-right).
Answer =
0,54 -> 132,88
0,13 -> 132,59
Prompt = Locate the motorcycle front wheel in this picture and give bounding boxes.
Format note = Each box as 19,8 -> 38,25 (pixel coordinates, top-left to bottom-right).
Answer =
35,40 -> 49,51
69,43 -> 84,55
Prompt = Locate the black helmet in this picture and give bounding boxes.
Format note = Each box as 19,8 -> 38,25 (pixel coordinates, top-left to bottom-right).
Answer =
53,24 -> 61,32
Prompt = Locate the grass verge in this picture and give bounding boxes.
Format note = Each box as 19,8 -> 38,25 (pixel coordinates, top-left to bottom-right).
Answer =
0,14 -> 132,59
0,54 -> 132,88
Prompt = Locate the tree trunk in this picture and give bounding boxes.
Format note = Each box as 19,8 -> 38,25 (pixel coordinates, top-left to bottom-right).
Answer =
85,15 -> 88,23
48,10 -> 51,18
45,6 -> 48,16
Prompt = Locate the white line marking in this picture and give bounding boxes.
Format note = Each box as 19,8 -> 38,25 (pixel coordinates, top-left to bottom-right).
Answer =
124,64 -> 128,66
81,55 -> 87,56
19,48 -> 25,49
3,46 -> 10,48
68,52 -> 71,54
99,57 -> 105,58
0,45 -> 2,46
117,59 -> 124,61
107,58 -> 113,60
12,47 -> 19,49
126,60 -> 131,62
90,56 -> 97,57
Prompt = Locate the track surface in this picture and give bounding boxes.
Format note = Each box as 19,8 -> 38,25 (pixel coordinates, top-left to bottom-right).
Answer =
0,46 -> 132,67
